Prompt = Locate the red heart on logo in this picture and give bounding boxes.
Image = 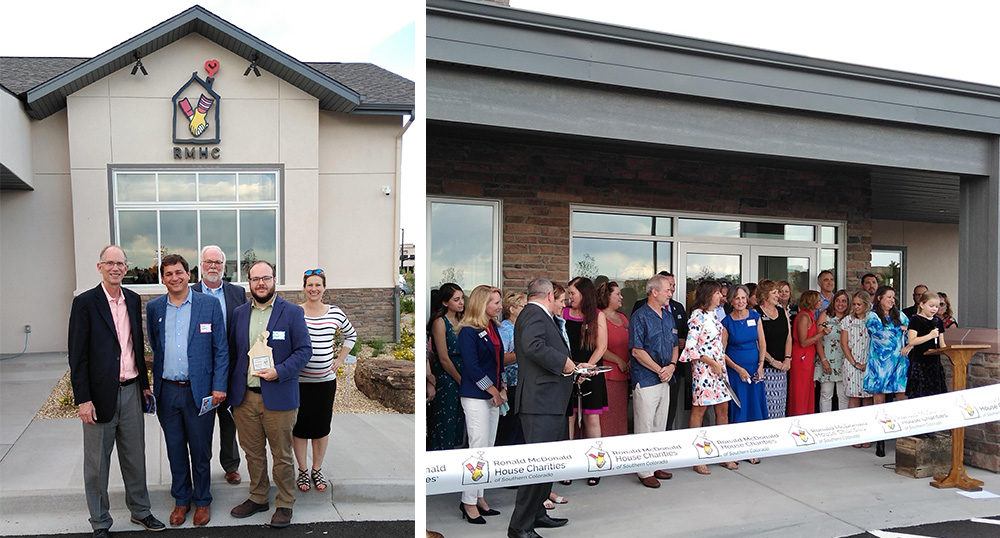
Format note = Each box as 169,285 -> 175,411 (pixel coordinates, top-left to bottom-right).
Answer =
205,60 -> 219,78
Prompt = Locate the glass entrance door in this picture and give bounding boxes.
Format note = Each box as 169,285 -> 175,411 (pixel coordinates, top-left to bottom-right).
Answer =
678,244 -> 749,312
678,244 -> 816,312
752,246 -> 816,305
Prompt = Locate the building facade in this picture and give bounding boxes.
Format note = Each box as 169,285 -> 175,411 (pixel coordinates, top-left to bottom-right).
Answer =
427,0 -> 999,468
1,6 -> 414,352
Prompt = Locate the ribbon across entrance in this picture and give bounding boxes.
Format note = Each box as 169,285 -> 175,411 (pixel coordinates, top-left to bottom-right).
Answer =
426,384 -> 1000,495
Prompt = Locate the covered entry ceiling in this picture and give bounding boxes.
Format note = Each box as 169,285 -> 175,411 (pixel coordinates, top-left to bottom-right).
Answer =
871,170 -> 960,224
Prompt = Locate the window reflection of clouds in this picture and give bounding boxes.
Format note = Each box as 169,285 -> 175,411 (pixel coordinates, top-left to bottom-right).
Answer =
430,202 -> 494,287
686,253 -> 741,279
573,212 -> 652,235
871,251 -> 900,266
240,210 -> 277,265
199,174 -> 237,201
572,238 -> 663,280
678,218 -> 740,237
238,174 -> 276,201
118,211 -> 158,284
821,226 -> 838,244
200,210 -> 238,276
161,211 -> 198,278
158,174 -> 197,202
117,174 -> 156,202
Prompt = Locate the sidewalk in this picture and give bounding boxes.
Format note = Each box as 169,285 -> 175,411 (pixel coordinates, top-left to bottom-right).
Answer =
427,438 -> 1000,538
0,353 -> 414,536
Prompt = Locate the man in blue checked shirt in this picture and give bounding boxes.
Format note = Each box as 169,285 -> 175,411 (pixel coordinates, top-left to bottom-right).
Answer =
629,274 -> 680,489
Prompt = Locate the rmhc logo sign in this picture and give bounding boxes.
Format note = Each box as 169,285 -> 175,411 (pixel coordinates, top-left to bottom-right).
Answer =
172,60 -> 221,145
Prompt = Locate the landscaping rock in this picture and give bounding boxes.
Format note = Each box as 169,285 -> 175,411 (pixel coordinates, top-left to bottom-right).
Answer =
354,359 -> 415,414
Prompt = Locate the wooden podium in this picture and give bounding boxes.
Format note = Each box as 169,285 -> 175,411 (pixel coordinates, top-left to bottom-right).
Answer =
926,344 -> 989,492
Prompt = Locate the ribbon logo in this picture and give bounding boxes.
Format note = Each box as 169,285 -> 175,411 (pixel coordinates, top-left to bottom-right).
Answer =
585,441 -> 612,471
172,60 -> 221,144
788,420 -> 815,446
693,430 -> 719,459
461,452 -> 489,485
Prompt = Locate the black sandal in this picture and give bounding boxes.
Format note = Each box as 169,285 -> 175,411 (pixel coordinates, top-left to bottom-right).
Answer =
311,468 -> 327,492
297,468 -> 310,492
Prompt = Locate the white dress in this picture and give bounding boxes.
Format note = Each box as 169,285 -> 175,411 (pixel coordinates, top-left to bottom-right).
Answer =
841,316 -> 871,398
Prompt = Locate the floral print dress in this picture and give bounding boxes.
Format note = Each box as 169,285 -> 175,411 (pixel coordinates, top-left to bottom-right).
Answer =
815,315 -> 846,383
681,309 -> 730,406
863,311 -> 910,394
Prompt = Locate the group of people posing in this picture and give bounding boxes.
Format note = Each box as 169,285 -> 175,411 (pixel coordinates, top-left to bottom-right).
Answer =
425,271 -> 956,538
68,245 -> 356,537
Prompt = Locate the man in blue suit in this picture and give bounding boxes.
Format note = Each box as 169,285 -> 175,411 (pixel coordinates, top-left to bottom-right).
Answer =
146,254 -> 228,527
191,245 -> 246,485
227,260 -> 311,528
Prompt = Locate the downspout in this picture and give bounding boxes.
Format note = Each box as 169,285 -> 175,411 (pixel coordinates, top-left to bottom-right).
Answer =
393,111 -> 415,343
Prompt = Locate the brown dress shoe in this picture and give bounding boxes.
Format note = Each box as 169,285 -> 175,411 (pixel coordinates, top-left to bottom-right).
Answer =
225,471 -> 242,484
654,470 -> 673,480
169,505 -> 189,526
230,499 -> 269,518
193,506 -> 210,526
637,475 -> 660,488
270,507 -> 293,528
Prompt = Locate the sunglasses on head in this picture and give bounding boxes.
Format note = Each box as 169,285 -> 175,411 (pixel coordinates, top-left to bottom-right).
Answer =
304,269 -> 324,276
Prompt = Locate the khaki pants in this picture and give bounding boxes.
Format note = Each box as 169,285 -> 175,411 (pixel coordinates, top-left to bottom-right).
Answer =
232,391 -> 298,508
632,382 -> 670,479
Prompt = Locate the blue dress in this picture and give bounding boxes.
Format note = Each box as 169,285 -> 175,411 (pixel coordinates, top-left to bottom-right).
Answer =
428,316 -> 465,450
863,311 -> 910,394
722,311 -> 768,423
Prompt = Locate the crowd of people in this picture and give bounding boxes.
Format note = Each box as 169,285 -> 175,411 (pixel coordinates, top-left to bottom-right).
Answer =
425,271 -> 958,537
68,245 -> 357,536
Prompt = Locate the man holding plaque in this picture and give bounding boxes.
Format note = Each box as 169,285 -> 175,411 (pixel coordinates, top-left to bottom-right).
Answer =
146,254 -> 229,526
227,260 -> 311,528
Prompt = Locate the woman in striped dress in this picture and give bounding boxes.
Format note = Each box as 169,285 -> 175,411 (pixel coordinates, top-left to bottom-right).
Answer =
294,269 -> 358,492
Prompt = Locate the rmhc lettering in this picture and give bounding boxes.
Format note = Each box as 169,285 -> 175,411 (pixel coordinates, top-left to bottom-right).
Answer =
173,147 -> 221,159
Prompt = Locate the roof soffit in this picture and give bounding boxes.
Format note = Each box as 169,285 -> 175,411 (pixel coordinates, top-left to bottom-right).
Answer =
21,5 -> 365,120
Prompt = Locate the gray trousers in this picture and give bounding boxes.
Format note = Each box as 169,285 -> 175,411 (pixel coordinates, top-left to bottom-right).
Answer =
82,382 -> 152,530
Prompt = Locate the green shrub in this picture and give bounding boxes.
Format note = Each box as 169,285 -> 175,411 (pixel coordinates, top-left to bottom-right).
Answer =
401,296 -> 415,314
366,338 -> 387,356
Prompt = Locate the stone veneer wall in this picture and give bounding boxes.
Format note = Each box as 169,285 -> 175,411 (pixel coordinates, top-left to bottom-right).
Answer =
958,352 -> 1000,472
137,286 -> 396,344
427,130 -> 873,291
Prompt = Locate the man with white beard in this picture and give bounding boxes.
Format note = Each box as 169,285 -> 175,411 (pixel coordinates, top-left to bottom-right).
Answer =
191,245 -> 247,485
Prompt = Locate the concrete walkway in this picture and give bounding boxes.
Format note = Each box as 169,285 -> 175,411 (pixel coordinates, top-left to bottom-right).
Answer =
0,353 -> 414,536
428,437 -> 1000,538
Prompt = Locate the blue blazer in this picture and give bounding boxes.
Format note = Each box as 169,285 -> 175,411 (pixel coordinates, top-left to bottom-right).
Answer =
227,296 -> 311,411
458,321 -> 503,399
146,289 -> 229,406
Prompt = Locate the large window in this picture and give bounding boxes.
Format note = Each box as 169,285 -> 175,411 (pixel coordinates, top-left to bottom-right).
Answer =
572,207 -> 844,313
112,170 -> 280,284
427,198 -> 500,293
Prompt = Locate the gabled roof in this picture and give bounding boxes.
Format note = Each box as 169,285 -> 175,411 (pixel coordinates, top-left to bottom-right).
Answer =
3,5 -> 413,119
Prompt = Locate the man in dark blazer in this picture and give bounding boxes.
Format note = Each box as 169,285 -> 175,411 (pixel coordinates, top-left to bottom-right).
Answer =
191,245 -> 246,485
68,245 -> 165,537
227,260 -> 311,528
147,254 -> 229,527
508,278 -> 576,538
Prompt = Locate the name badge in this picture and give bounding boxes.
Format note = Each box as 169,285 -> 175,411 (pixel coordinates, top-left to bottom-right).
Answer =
747,319 -> 757,327
672,328 -> 678,334
199,323 -> 212,333
273,330 -> 286,341
478,330 -> 488,338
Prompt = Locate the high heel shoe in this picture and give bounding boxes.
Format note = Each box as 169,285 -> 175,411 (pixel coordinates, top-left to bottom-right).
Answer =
478,505 -> 500,516
459,503 -> 486,524
875,440 -> 885,458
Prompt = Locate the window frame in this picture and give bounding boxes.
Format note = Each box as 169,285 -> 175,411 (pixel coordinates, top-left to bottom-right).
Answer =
108,165 -> 283,289
425,196 -> 503,294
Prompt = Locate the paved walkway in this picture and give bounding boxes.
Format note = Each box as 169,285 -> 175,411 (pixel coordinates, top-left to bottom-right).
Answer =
0,353 -> 414,536
427,436 -> 1000,538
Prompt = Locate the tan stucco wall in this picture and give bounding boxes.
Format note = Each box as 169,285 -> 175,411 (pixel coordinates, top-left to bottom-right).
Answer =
64,34 -> 398,293
1,110 -> 74,353
1,90 -> 34,188
871,219 -> 959,315
318,113 -> 403,287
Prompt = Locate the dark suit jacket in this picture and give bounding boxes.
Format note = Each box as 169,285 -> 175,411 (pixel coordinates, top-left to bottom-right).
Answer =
146,290 -> 229,406
513,303 -> 573,416
68,283 -> 150,423
191,280 -> 247,327
227,296 -> 311,411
